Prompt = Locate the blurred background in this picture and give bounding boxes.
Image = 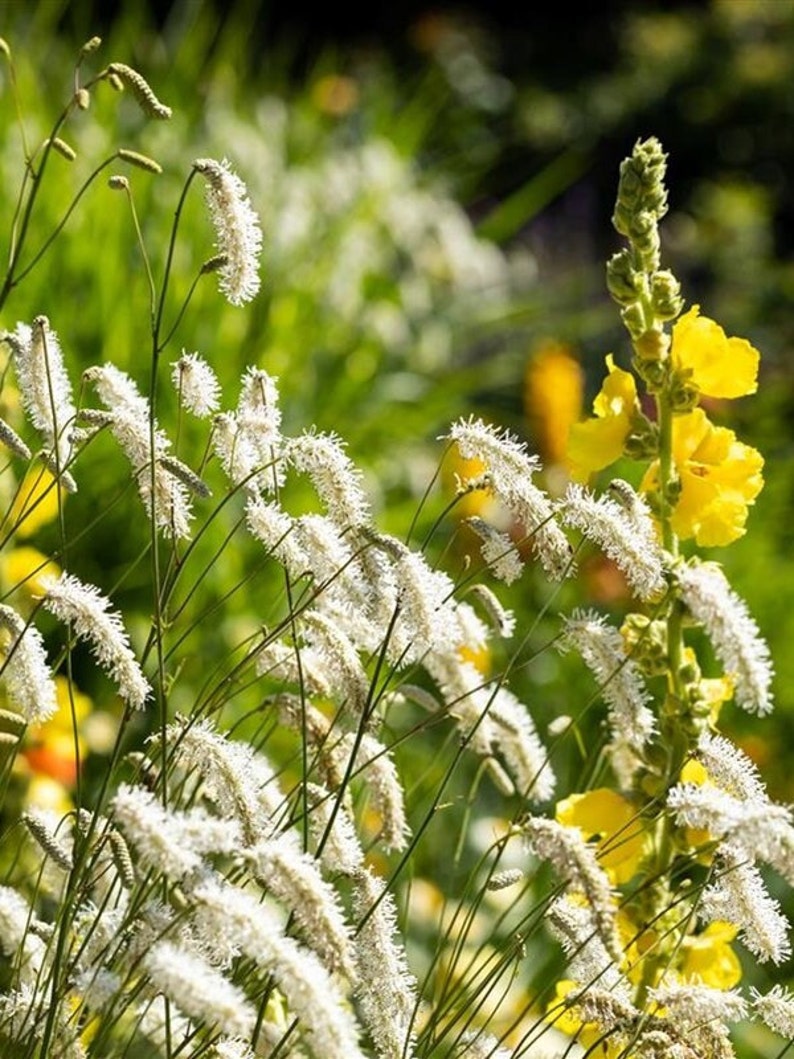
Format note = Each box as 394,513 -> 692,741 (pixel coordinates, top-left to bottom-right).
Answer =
2,2 -> 794,1050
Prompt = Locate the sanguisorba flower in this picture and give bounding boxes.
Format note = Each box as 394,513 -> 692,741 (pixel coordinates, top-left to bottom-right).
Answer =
642,407 -> 764,547
567,355 -> 638,481
671,306 -> 759,399
193,158 -> 263,306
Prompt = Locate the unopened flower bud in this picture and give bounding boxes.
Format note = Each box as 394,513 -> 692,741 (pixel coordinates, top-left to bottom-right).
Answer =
48,137 -> 76,161
108,175 -> 129,190
650,269 -> 683,321
668,370 -> 699,413
621,613 -> 668,676
632,355 -> 667,392
80,36 -> 102,57
633,327 -> 669,363
117,148 -> 162,174
620,303 -> 646,340
107,62 -> 172,119
623,413 -> 659,460
75,87 -> 90,109
606,249 -> 642,305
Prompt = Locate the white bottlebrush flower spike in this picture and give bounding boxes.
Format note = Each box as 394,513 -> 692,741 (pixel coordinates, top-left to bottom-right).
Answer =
172,351 -> 221,417
194,158 -> 263,306
40,572 -> 151,709
84,363 -> 193,538
7,316 -> 76,472
0,605 -> 57,723
142,940 -> 256,1039
560,609 -> 655,783
445,417 -> 573,580
352,867 -> 419,1059
558,482 -> 666,601
677,560 -> 773,715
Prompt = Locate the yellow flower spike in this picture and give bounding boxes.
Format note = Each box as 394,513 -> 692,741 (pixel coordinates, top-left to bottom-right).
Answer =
679,921 -> 742,989
672,306 -> 759,399
5,466 -> 63,538
524,340 -> 584,466
555,788 -> 648,884
567,355 -> 638,481
642,407 -> 764,546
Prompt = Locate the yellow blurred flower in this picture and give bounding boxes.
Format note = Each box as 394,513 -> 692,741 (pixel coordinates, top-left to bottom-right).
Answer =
443,443 -> 492,519
555,788 -> 648,884
643,408 -> 763,547
311,74 -> 360,116
567,356 -> 638,481
672,306 -> 759,399
524,341 -> 584,465
0,545 -> 61,597
5,466 -> 62,538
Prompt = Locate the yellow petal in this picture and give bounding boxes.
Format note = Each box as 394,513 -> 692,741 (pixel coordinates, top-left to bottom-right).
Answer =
556,788 -> 647,882
566,356 -> 637,480
680,922 -> 742,989
672,305 -> 759,399
567,413 -> 631,478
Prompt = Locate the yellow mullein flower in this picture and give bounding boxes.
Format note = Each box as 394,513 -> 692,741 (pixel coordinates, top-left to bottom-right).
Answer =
567,356 -> 638,481
643,408 -> 763,546
672,306 -> 759,399
555,788 -> 648,884
678,921 -> 742,989
524,341 -> 584,465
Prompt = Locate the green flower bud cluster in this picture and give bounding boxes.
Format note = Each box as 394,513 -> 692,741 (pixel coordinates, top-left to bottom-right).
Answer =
623,412 -> 659,460
608,139 -> 684,374
621,613 -> 668,677
612,137 -> 668,272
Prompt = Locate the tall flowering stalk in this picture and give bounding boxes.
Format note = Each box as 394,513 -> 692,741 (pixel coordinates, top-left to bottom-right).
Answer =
529,138 -> 783,1057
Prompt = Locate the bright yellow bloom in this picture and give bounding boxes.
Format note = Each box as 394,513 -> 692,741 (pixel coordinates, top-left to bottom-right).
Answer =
524,341 -> 584,465
556,788 -> 648,884
672,306 -> 759,399
643,408 -> 763,546
679,921 -> 742,989
567,356 -> 637,481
